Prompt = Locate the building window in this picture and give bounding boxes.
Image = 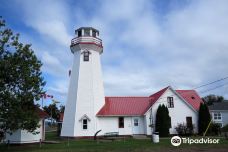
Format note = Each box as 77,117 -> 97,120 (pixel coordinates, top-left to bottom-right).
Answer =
214,112 -> 222,120
83,51 -> 90,61
119,117 -> 124,128
134,119 -> 139,126
84,29 -> 90,36
78,30 -> 82,37
92,30 -> 96,37
167,97 -> 174,108
83,119 -> 88,130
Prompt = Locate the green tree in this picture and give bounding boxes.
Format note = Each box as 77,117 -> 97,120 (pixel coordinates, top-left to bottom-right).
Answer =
59,105 -> 65,113
198,103 -> 211,135
155,104 -> 171,137
43,103 -> 63,136
43,104 -> 60,122
0,17 -> 45,135
202,94 -> 224,106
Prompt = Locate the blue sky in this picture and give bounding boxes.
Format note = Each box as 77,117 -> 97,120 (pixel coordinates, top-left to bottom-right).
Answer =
1,0 -> 228,106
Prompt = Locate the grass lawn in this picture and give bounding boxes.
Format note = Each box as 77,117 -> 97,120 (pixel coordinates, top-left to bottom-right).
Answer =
0,132 -> 228,152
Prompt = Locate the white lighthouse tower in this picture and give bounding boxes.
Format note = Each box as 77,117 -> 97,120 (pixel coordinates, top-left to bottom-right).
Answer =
61,27 -> 105,137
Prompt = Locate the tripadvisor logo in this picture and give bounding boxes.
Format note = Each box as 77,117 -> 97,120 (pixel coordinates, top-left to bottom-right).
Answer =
171,136 -> 182,146
171,136 -> 220,146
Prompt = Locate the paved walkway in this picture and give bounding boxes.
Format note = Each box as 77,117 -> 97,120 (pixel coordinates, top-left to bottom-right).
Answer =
132,135 -> 150,139
43,141 -> 60,144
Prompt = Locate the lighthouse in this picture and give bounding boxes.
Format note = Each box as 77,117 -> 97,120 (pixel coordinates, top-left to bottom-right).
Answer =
61,27 -> 105,137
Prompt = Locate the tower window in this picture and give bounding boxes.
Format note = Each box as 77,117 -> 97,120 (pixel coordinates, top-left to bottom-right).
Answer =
119,117 -> 124,128
83,51 -> 90,61
78,30 -> 82,37
84,29 -> 90,36
83,119 -> 88,130
167,97 -> 174,108
92,30 -> 96,37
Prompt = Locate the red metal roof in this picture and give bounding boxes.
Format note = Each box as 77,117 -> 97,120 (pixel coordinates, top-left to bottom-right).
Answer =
59,113 -> 64,122
149,87 -> 169,101
97,97 -> 150,116
97,87 -> 203,116
97,87 -> 169,116
36,108 -> 48,118
176,90 -> 203,111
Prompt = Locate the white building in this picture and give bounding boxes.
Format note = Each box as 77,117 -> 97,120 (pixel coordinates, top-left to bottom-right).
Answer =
5,108 -> 47,144
209,102 -> 228,127
61,27 -> 203,137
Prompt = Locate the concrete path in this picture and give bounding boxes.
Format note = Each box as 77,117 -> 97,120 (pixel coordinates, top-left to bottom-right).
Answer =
132,135 -> 150,139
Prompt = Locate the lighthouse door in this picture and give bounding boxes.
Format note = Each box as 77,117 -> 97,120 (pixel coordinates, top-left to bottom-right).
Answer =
132,117 -> 140,134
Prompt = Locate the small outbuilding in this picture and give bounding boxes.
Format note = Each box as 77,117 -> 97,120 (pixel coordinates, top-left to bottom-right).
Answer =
5,108 -> 48,144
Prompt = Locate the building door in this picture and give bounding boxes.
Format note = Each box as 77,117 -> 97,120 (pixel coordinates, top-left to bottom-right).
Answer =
186,117 -> 193,128
132,117 -> 140,134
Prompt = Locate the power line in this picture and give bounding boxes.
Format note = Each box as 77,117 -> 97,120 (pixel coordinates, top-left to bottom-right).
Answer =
151,79 -> 228,101
193,76 -> 228,89
199,82 -> 228,94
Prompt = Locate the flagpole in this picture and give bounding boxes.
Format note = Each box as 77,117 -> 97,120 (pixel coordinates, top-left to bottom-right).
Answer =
42,96 -> 44,109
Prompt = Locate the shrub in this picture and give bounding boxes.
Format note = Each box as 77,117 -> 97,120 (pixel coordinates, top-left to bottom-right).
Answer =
155,104 -> 171,137
221,124 -> 228,132
0,130 -> 4,141
207,123 -> 221,136
198,103 -> 211,135
175,123 -> 195,136
175,123 -> 187,135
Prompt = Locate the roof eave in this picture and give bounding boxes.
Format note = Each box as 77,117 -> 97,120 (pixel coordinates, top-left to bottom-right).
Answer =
209,109 -> 228,112
143,86 -> 170,115
96,114 -> 143,117
171,88 -> 198,113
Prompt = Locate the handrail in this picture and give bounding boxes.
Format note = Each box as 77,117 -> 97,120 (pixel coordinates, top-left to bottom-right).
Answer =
71,36 -> 102,46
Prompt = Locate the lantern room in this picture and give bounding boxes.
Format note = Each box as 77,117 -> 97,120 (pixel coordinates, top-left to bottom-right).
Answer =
70,27 -> 103,54
75,27 -> 99,38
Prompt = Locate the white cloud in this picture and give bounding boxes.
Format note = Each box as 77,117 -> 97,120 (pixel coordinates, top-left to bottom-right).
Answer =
28,20 -> 71,46
7,0 -> 228,99
18,0 -> 72,46
120,15 -> 162,50
47,79 -> 68,96
100,0 -> 147,22
41,51 -> 67,77
93,0 -> 228,96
